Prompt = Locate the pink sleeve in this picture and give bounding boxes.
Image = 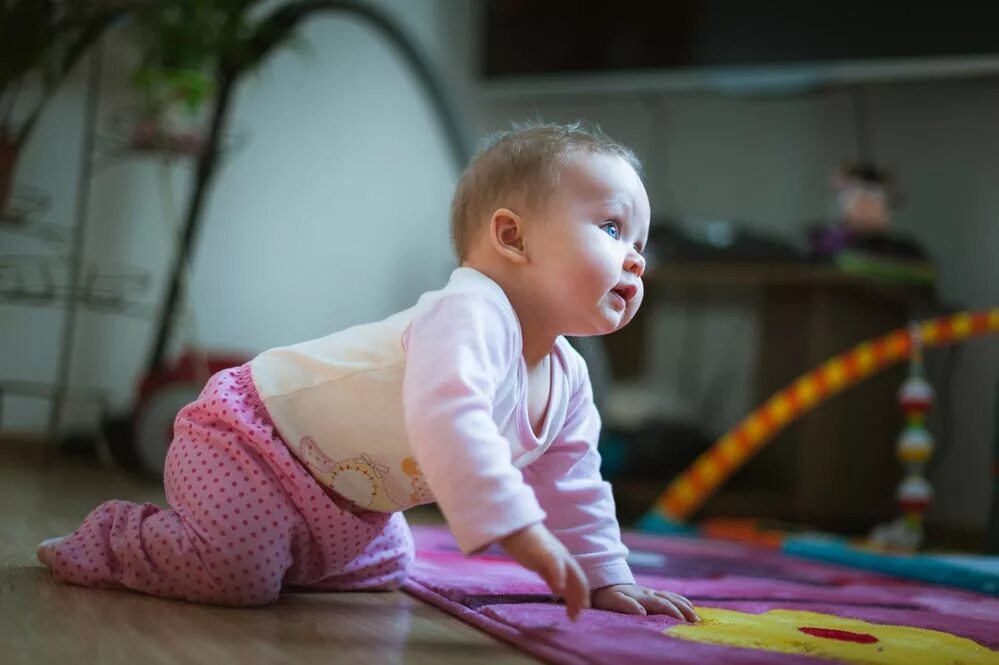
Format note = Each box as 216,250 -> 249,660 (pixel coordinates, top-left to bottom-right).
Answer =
521,347 -> 634,589
402,293 -> 546,555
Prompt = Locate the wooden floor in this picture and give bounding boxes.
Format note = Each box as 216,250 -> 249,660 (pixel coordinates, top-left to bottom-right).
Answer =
0,439 -> 535,664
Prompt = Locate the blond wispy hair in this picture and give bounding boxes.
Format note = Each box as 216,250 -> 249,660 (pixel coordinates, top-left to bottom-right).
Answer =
449,120 -> 642,260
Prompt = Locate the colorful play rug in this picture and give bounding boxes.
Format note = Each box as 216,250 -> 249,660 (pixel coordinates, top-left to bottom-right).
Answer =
401,526 -> 999,665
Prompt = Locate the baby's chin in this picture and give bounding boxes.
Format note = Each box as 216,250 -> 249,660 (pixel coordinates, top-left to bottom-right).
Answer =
609,316 -> 635,335
556,299 -> 637,337
608,303 -> 638,331
576,310 -> 633,337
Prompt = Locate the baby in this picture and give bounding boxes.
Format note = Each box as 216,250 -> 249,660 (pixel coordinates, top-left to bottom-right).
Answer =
38,121 -> 698,623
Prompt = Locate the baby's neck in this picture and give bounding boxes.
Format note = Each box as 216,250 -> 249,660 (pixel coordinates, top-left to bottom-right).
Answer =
460,260 -> 555,368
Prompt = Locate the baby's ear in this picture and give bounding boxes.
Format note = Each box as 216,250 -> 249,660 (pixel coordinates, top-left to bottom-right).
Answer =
489,208 -> 528,263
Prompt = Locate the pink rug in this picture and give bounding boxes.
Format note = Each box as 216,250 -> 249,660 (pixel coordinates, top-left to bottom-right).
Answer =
401,526 -> 999,664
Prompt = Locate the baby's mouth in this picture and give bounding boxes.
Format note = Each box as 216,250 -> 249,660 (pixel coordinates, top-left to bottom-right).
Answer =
611,284 -> 637,304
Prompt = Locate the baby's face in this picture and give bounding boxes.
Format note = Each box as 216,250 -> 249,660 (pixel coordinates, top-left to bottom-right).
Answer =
524,151 -> 650,337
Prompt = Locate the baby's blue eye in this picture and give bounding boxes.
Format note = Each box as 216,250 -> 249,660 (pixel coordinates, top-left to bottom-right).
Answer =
602,222 -> 620,239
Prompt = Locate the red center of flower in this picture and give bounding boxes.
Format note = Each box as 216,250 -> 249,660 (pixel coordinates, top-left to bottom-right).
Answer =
798,626 -> 879,644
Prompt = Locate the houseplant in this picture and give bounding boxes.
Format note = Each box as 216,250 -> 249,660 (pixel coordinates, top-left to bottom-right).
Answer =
0,0 -> 127,217
126,0 -> 262,155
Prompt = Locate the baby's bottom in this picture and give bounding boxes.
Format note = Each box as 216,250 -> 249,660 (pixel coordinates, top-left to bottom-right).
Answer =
43,365 -> 413,606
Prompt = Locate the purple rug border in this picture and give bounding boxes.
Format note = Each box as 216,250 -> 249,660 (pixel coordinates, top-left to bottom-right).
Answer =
400,575 -> 835,665
401,577 -> 583,665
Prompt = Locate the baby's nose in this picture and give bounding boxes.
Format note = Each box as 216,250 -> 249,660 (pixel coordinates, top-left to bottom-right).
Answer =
626,253 -> 646,277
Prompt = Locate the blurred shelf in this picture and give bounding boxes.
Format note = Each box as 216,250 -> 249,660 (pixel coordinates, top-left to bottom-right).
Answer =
0,186 -> 59,242
0,255 -> 151,313
641,261 -> 938,313
647,260 -> 936,289
91,109 -> 248,171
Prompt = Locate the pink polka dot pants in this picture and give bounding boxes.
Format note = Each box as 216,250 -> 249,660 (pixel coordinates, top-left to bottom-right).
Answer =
48,365 -> 414,606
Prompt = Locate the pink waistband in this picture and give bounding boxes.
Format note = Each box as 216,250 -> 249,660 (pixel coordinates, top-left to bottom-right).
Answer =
229,363 -> 271,424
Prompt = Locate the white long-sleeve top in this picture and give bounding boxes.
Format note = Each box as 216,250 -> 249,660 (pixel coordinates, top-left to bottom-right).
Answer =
250,267 -> 633,588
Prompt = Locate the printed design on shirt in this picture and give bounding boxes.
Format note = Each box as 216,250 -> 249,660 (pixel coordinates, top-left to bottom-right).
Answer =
327,454 -> 388,510
296,436 -> 335,479
383,456 -> 433,506
402,456 -> 433,504
296,437 -> 403,511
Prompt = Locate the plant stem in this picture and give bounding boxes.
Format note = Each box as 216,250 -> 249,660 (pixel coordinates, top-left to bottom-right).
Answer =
0,79 -> 23,134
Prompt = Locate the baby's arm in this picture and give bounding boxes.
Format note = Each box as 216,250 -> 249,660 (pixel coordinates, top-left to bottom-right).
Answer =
402,293 -> 548,553
404,294 -> 595,617
520,358 -> 632,587
522,350 -> 697,622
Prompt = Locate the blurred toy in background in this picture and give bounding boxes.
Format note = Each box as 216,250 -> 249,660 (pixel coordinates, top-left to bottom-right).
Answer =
833,161 -> 898,233
868,323 -> 935,551
807,162 -> 935,284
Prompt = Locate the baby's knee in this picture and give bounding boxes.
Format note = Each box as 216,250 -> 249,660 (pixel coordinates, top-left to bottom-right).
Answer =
197,546 -> 291,606
198,572 -> 284,607
229,582 -> 283,607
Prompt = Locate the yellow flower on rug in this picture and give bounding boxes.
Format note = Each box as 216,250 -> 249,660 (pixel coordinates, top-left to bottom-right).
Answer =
667,608 -> 999,664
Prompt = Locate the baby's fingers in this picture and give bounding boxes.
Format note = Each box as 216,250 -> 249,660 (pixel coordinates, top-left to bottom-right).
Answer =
563,557 -> 590,621
652,591 -> 699,623
538,556 -> 567,601
599,592 -> 647,616
643,595 -> 685,620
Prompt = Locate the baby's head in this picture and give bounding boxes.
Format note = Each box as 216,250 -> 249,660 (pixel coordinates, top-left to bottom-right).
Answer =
451,121 -> 643,260
452,120 -> 650,338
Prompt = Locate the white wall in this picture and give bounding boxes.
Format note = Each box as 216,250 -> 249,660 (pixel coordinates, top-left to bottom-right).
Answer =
2,0 -> 467,432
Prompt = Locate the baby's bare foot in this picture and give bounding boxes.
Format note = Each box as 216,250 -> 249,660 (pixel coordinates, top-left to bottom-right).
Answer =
36,537 -> 66,568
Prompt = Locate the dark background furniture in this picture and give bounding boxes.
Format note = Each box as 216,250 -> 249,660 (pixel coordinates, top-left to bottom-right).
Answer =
605,262 -> 939,535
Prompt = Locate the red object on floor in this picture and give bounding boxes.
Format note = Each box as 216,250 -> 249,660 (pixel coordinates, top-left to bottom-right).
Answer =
137,349 -> 249,402
797,626 -> 878,644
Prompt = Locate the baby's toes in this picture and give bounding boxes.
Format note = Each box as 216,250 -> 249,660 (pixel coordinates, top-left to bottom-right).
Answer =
36,536 -> 66,568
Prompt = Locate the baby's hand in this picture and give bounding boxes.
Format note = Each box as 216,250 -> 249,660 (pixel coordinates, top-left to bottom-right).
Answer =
591,584 -> 699,622
499,523 -> 590,621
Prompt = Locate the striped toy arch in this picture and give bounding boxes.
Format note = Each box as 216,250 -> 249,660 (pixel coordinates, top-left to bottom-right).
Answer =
642,309 -> 999,524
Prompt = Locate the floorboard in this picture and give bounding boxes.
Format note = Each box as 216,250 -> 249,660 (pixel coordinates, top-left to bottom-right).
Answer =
0,438 -> 535,664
